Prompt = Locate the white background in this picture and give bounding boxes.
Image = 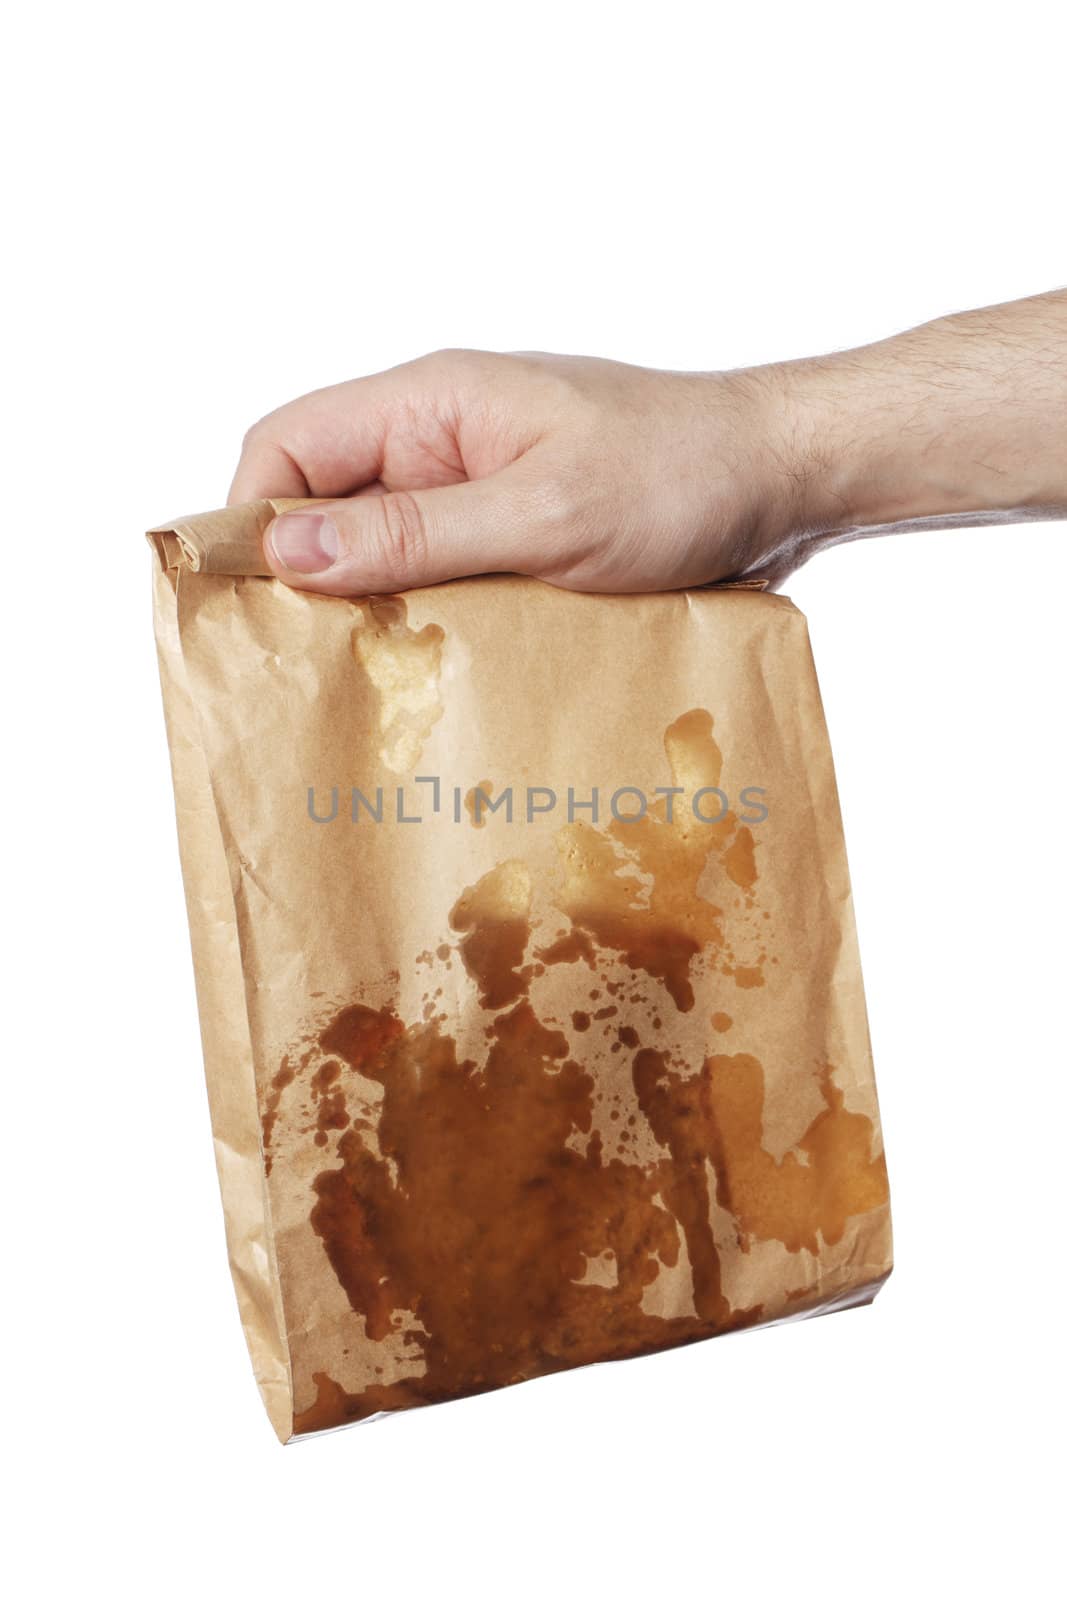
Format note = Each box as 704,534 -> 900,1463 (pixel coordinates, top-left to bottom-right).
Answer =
5,3 -> 1064,1595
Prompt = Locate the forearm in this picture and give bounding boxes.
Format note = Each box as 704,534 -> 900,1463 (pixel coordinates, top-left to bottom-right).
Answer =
748,290 -> 1067,575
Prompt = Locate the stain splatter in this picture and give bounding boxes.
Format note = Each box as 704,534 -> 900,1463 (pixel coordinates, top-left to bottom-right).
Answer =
353,597 -> 444,773
448,860 -> 532,1009
261,1058 -> 294,1175
554,710 -> 761,1011
291,998 -> 772,1432
705,1054 -> 889,1253
536,929 -> 597,968
465,780 -> 494,827
310,1058 -> 349,1147
279,1001 -> 886,1433
263,708 -> 887,1435
722,828 -> 757,892
634,1048 -> 888,1258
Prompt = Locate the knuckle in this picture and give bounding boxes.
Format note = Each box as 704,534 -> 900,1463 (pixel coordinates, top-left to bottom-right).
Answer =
421,347 -> 493,383
241,415 -> 270,452
535,467 -> 587,534
368,490 -> 431,587
422,346 -> 470,373
240,412 -> 291,462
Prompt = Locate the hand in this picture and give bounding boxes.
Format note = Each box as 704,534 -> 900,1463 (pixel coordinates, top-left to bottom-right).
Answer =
228,351 -> 812,594
229,292 -> 1067,596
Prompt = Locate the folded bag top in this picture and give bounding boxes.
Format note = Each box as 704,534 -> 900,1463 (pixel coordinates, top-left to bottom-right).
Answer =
149,500 -> 891,1442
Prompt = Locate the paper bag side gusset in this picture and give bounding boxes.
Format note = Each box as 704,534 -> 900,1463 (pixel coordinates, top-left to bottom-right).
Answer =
148,536 -> 293,1440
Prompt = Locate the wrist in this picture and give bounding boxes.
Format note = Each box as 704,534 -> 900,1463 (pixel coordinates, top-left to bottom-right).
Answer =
750,346 -> 975,541
769,348 -> 994,536
755,308 -> 1067,548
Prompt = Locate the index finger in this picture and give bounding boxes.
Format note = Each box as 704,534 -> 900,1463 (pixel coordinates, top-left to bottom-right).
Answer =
226,373 -> 396,507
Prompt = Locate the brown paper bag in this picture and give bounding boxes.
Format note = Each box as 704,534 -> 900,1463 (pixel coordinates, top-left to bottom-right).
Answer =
149,499 -> 891,1442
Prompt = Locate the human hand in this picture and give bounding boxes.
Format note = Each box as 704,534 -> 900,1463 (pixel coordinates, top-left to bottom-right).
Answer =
229,292 -> 1067,596
228,351 -> 813,594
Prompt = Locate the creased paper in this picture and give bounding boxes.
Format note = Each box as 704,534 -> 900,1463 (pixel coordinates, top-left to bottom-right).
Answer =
149,499 -> 892,1442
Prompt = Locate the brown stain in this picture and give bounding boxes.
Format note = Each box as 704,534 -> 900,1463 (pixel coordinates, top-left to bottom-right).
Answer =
465,780 -> 493,828
536,928 -> 597,967
353,597 -> 444,774
292,998 -> 746,1433
448,860 -> 533,1010
310,1058 -> 350,1147
284,1007 -> 886,1434
320,1002 -> 405,1069
634,1048 -> 889,1258
631,1049 -> 732,1324
261,1058 -> 295,1176
266,709 -> 885,1435
293,1371 -> 362,1435
554,710 -> 761,1011
722,828 -> 757,892
731,966 -> 764,990
704,1055 -> 889,1253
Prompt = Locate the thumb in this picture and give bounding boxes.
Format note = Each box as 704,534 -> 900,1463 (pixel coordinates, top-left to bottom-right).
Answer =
263,471 -> 540,595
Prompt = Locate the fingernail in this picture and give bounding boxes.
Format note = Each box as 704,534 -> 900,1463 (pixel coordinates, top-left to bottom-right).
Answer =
269,512 -> 340,574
